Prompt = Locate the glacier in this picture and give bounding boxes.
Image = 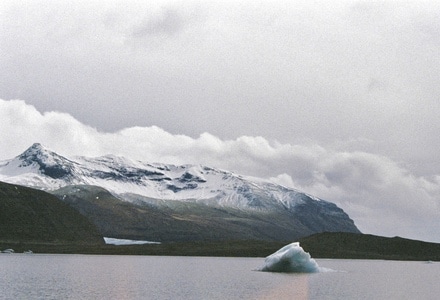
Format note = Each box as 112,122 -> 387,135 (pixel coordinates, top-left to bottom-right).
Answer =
103,237 -> 161,245
258,242 -> 320,273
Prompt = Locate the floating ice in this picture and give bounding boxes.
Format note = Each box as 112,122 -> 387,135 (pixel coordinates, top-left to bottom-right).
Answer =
258,242 -> 320,273
103,237 -> 161,245
1,248 -> 15,254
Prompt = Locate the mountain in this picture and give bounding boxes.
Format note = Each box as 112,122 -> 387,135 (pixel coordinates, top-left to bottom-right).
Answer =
0,181 -> 103,245
0,143 -> 360,242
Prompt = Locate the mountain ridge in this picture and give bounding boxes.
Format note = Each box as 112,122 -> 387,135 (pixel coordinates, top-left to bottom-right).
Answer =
0,143 -> 360,242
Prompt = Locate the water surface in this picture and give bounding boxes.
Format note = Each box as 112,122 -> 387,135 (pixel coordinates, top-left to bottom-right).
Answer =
0,255 -> 439,299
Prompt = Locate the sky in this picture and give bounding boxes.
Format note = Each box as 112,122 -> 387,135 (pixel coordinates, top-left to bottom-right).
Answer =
1,0 -> 440,242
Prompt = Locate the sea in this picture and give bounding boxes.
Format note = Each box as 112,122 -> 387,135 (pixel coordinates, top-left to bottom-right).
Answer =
1,254 -> 439,299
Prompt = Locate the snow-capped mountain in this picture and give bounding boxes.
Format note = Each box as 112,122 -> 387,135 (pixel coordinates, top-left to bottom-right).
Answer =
0,143 -> 360,241
0,143 -> 322,209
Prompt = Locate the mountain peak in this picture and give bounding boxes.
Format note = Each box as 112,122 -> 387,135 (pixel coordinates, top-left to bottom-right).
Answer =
18,143 -> 55,162
16,143 -> 75,179
30,142 -> 44,149
22,142 -> 45,153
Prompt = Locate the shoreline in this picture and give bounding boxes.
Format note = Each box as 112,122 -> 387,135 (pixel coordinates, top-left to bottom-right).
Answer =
2,233 -> 440,261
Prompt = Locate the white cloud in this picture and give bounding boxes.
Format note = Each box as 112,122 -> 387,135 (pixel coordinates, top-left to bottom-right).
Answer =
1,99 -> 439,242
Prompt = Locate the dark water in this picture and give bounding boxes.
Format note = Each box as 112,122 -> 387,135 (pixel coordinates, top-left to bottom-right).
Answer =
0,254 -> 439,299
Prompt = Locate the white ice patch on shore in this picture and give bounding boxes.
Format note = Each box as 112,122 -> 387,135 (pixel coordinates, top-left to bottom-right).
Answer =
103,237 -> 161,245
258,242 -> 320,273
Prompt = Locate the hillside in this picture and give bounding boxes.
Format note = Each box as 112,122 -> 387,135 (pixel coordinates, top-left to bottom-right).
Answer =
0,181 -> 104,246
52,184 -> 340,242
299,232 -> 440,261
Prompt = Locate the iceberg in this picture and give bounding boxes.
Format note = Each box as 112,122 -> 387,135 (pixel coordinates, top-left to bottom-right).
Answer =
258,242 -> 320,273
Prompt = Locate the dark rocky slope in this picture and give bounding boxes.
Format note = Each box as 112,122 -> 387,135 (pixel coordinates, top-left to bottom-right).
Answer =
0,181 -> 103,246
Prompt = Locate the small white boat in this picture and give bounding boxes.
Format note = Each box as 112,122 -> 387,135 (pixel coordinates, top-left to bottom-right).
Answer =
2,249 -> 15,254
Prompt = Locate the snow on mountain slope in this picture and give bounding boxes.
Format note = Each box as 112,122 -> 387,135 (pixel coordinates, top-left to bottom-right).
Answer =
0,143 -> 340,213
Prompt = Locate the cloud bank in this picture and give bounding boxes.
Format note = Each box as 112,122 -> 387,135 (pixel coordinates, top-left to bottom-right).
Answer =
2,0 -> 440,179
1,99 -> 439,242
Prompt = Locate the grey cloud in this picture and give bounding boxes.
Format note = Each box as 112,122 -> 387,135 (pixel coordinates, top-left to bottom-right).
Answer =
367,78 -> 388,93
131,8 -> 185,37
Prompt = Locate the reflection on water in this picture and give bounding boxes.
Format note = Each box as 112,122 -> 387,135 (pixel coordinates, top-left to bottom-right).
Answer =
0,255 -> 439,299
257,273 -> 310,300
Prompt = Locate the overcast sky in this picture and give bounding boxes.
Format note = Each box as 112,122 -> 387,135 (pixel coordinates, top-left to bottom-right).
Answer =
1,0 -> 440,242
